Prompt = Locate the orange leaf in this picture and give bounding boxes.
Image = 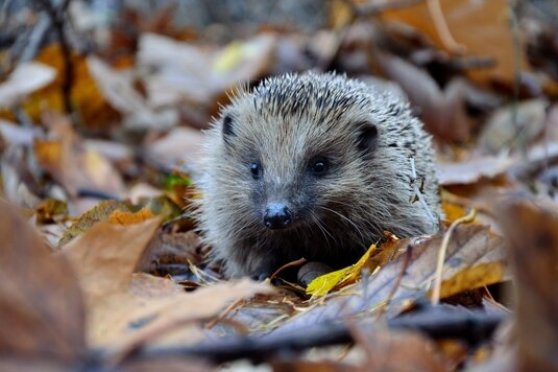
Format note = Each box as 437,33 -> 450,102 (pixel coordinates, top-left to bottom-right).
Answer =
108,208 -> 156,225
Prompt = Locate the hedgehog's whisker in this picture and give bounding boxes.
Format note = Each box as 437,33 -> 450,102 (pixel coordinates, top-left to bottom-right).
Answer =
309,211 -> 337,249
318,206 -> 366,245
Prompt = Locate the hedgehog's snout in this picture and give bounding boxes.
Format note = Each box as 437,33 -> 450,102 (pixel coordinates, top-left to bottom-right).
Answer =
263,203 -> 293,230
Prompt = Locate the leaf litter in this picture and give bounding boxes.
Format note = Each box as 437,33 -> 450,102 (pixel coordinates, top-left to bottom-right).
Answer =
1,0 -> 558,370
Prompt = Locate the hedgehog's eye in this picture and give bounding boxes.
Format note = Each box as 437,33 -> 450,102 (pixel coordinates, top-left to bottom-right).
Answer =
309,157 -> 329,176
250,161 -> 262,180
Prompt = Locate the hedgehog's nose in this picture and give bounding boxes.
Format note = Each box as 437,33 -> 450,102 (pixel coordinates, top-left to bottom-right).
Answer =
264,203 -> 293,230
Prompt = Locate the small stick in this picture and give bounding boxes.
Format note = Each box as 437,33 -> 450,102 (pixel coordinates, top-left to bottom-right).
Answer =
430,209 -> 476,305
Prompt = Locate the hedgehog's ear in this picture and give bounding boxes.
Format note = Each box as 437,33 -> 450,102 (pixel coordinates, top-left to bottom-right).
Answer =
356,122 -> 378,152
222,114 -> 235,142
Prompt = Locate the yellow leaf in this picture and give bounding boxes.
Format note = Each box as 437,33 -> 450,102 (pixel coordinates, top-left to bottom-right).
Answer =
432,261 -> 505,299
307,243 -> 377,298
107,208 -> 155,225
213,41 -> 243,73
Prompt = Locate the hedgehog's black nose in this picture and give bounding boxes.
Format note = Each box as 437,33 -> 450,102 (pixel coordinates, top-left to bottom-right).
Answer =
264,203 -> 293,229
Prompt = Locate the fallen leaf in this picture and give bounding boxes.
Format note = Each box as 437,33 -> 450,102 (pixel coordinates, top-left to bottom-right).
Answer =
479,99 -> 548,154
138,33 -> 275,114
0,62 -> 56,107
271,224 -> 508,335
87,56 -> 178,131
34,113 -> 125,198
499,196 -> 558,371
0,119 -> 39,147
58,200 -> 132,246
2,44 -> 122,133
376,52 -> 473,142
62,217 -> 161,302
351,326 -> 449,372
307,233 -> 402,298
0,200 -> 86,362
437,156 -> 515,185
382,0 -> 527,85
100,279 -> 273,351
136,230 -> 203,275
108,208 -> 155,225
144,126 -> 204,169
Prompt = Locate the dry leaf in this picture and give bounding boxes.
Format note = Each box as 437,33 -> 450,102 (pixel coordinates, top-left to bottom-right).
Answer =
376,52 -> 473,143
34,113 -> 125,198
306,244 -> 377,298
437,157 -> 515,185
98,279 -> 273,350
0,200 -> 86,362
87,56 -> 178,131
0,62 -> 56,107
382,0 -> 527,85
62,217 -> 161,302
144,126 -> 204,169
5,44 -> 121,132
272,225 -> 507,335
108,208 -> 155,225
352,326 -> 449,372
138,33 -> 275,108
479,99 -> 548,154
307,234 -> 402,298
58,200 -> 131,246
499,196 -> 558,371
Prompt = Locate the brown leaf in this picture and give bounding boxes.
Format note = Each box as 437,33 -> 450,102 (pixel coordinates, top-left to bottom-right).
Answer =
0,200 -> 86,361
58,200 -> 132,246
34,113 -> 125,198
376,52 -> 473,143
108,208 -> 156,225
87,56 -> 178,131
499,196 -> 558,371
351,327 -> 449,372
62,217 -> 161,302
136,230 -> 203,274
144,126 -> 204,169
381,0 -> 527,85
97,279 -> 273,350
11,44 -> 121,133
437,157 -> 516,185
479,99 -> 548,155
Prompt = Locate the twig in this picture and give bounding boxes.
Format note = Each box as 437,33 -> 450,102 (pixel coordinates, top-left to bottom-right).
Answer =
126,306 -> 504,364
426,0 -> 466,54
18,13 -> 52,64
508,0 -> 525,157
35,0 -> 74,116
431,209 -> 477,305
342,0 -> 424,18
375,244 -> 412,319
0,0 -> 15,27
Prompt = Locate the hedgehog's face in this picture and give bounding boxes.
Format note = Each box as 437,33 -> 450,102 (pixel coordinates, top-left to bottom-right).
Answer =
216,97 -> 380,233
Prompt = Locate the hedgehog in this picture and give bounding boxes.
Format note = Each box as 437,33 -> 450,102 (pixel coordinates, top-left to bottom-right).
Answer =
195,72 -> 441,278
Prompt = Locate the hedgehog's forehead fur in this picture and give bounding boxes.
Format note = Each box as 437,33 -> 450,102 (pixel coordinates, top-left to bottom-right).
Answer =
218,72 -> 408,163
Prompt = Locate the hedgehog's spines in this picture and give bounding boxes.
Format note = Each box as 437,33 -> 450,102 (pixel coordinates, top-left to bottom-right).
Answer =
196,72 -> 441,277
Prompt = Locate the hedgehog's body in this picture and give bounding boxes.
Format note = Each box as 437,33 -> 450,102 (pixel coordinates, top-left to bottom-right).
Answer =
196,72 -> 441,278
